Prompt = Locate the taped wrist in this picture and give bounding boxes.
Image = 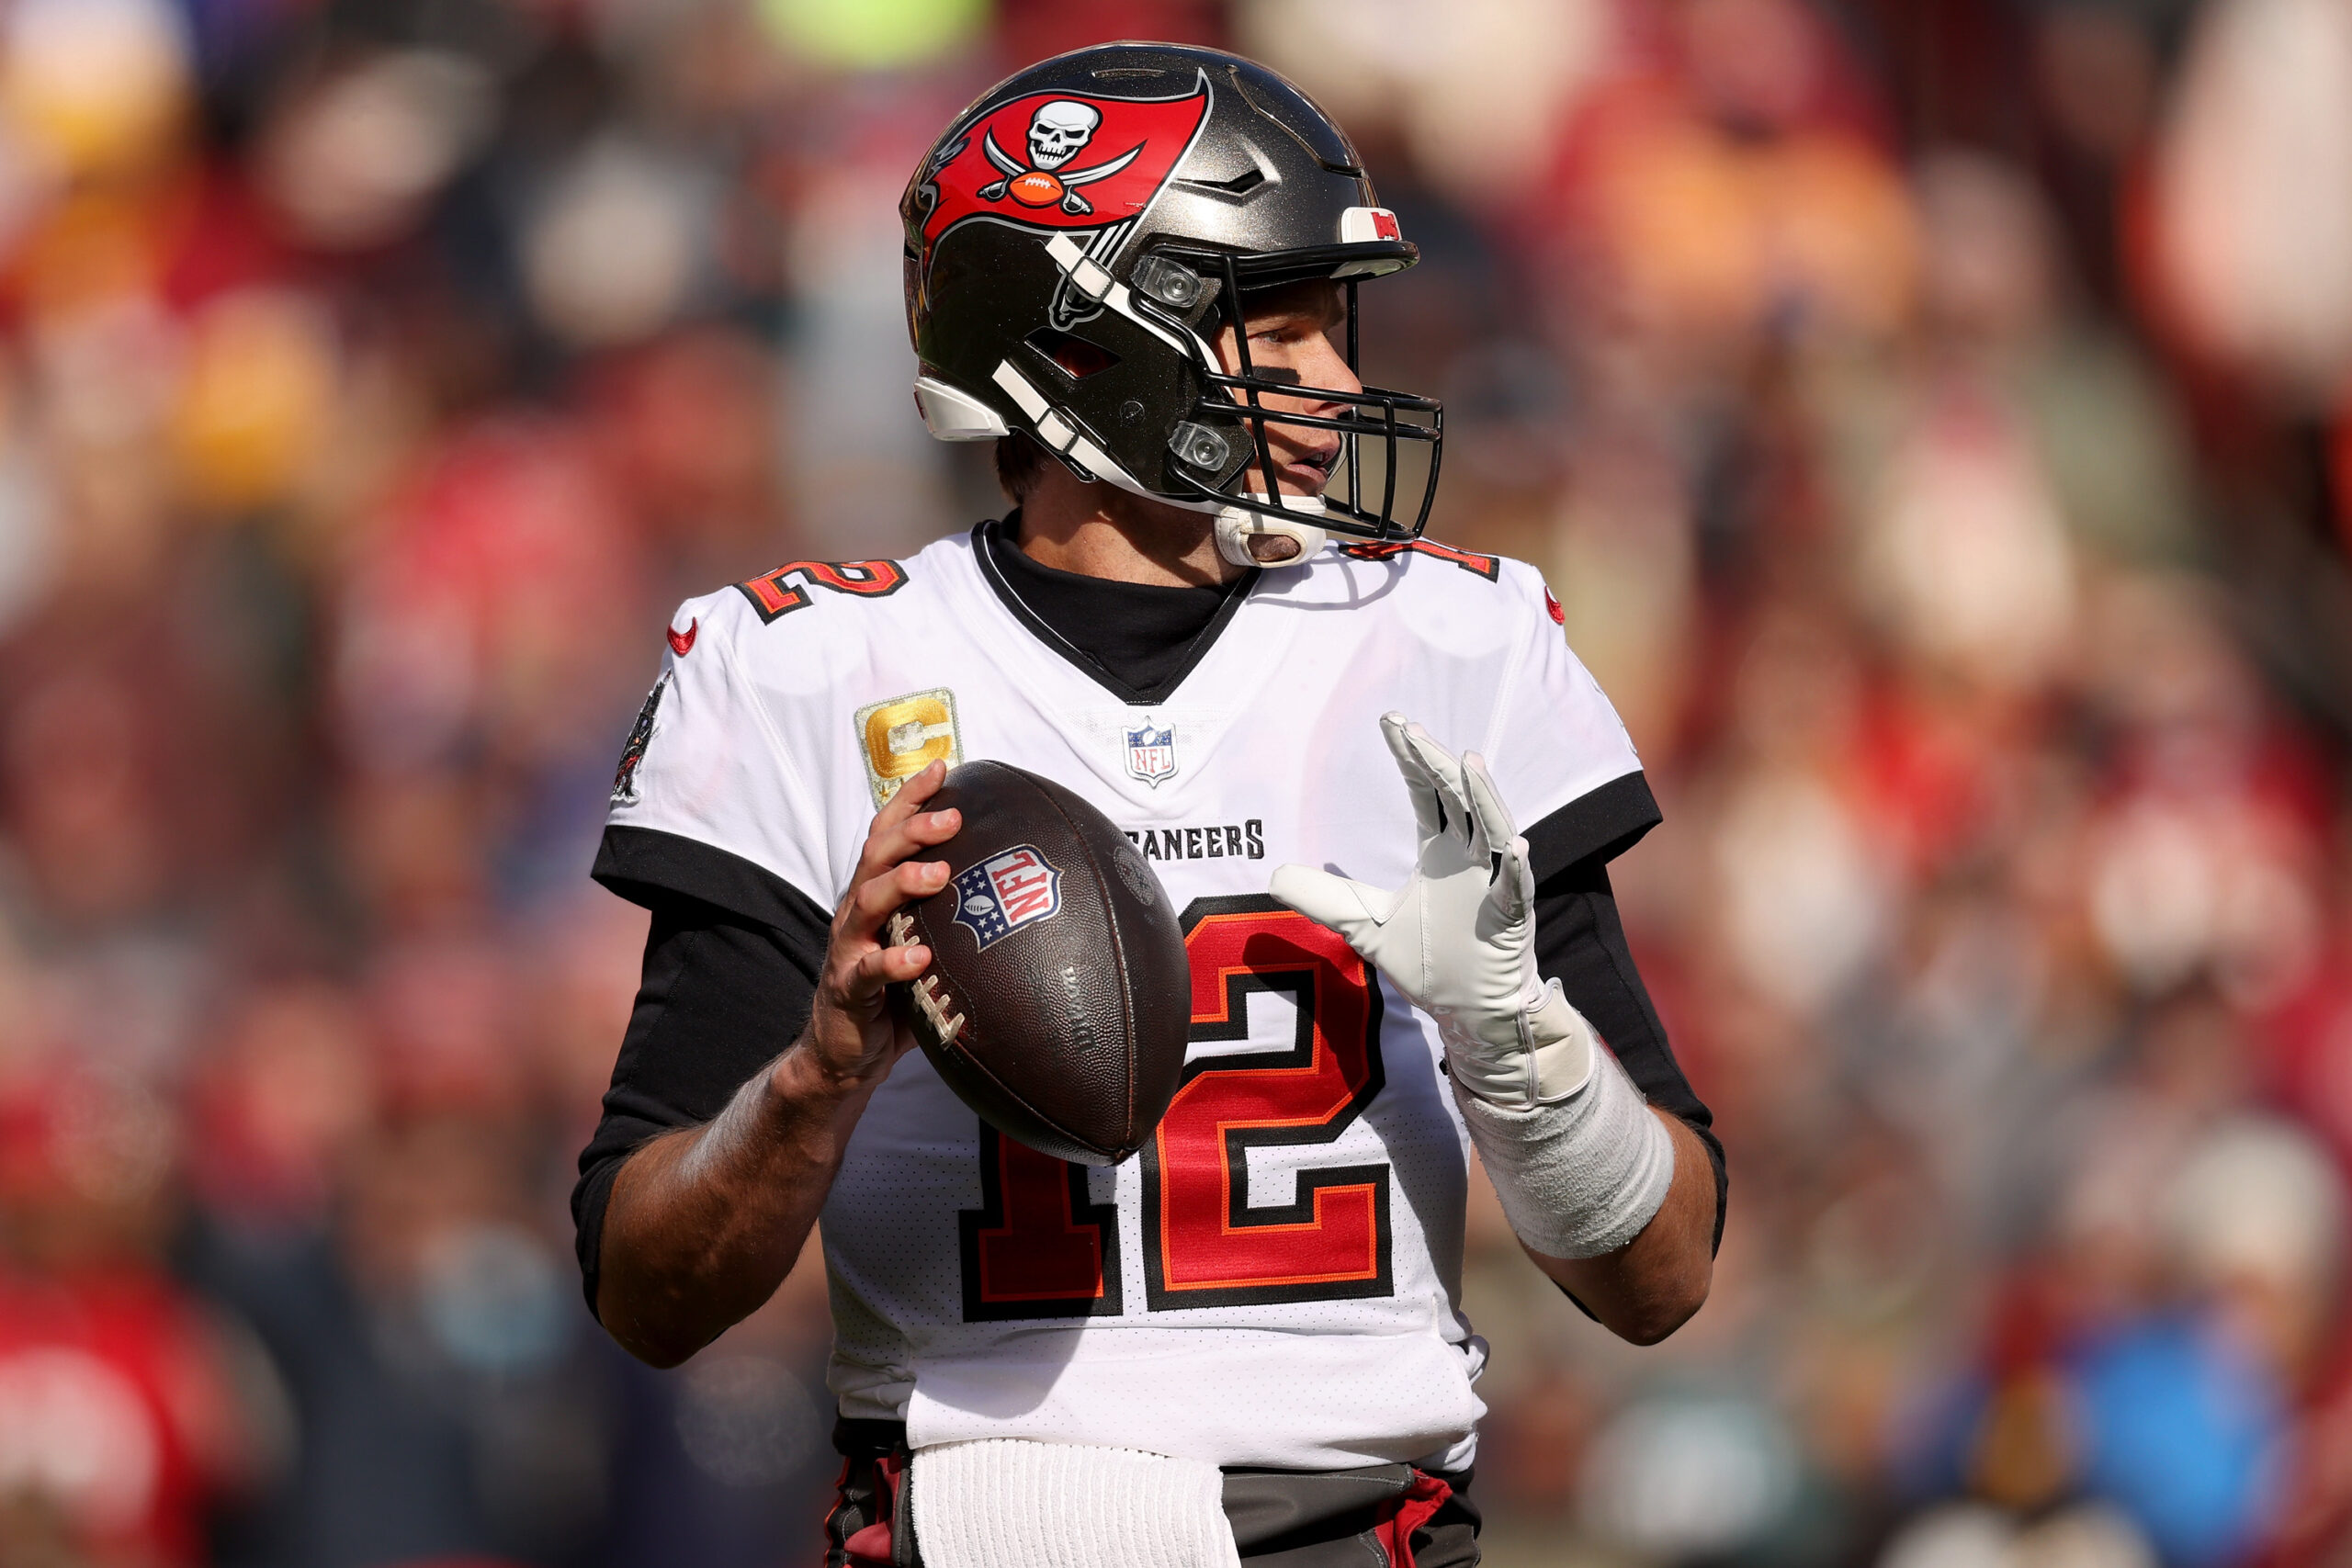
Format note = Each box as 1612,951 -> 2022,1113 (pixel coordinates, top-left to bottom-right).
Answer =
1454,1043 -> 1676,1259
1441,979 -> 1599,1110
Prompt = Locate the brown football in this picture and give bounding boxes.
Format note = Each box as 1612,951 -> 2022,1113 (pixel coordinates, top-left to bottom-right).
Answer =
886,760 -> 1189,1166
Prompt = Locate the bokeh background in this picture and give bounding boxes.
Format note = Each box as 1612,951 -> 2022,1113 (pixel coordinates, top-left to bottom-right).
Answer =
2,0 -> 2350,1564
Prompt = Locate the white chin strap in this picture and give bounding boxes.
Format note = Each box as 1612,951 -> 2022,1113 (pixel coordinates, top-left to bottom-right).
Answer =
1214,495 -> 1328,569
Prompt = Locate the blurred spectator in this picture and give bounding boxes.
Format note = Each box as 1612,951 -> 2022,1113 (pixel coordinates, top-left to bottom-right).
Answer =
2149,0 -> 2352,406
0,1053 -> 270,1568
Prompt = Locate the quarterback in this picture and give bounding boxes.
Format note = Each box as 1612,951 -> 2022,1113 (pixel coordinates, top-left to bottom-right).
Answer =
574,41 -> 1724,1568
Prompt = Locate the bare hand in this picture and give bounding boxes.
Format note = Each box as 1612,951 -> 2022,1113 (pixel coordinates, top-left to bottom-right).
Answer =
788,761 -> 961,1093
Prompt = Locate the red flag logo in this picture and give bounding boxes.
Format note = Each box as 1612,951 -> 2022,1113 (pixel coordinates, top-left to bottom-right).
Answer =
910,75 -> 1212,269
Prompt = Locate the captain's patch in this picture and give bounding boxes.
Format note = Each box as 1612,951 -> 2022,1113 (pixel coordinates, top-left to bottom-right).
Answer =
855,688 -> 963,807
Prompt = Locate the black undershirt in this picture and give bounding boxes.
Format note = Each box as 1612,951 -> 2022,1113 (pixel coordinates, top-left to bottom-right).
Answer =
572,523 -> 1725,1322
977,516 -> 1255,705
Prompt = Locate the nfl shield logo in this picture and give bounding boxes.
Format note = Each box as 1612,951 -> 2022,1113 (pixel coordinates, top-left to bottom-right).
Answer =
1125,719 -> 1178,788
949,845 -> 1063,951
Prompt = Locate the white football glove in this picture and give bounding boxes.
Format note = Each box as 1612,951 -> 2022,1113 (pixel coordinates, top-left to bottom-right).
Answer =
1269,713 -> 1600,1111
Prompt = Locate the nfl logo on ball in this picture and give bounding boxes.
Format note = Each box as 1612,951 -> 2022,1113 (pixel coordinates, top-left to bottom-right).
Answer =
950,845 -> 1063,951
1125,720 -> 1178,787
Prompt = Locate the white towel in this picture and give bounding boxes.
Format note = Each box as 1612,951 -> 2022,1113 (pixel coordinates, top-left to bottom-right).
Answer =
910,1438 -> 1241,1568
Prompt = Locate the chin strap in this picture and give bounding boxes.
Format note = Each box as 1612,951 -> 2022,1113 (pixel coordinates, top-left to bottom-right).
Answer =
976,348 -> 1334,572
1214,497 -> 1329,569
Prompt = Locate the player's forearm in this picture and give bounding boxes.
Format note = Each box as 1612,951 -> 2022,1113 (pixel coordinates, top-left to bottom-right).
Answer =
1524,1110 -> 1714,1345
595,1042 -> 873,1367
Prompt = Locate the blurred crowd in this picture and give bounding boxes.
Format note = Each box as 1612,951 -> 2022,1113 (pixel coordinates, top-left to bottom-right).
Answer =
0,0 -> 2348,1565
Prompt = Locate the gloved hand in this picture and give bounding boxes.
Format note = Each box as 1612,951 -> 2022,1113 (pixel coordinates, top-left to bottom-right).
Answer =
1269,713 -> 1600,1111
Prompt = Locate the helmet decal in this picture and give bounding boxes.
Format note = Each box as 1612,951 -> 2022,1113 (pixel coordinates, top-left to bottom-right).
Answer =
910,73 -> 1213,280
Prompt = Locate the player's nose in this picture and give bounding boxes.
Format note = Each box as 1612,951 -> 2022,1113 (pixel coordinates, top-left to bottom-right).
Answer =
1298,329 -> 1363,405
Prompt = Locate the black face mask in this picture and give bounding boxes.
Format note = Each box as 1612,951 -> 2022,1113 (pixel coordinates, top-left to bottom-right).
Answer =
1145,249 -> 1443,547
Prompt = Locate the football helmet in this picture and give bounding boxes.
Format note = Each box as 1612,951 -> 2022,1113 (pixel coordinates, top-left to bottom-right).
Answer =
899,41 -> 1442,566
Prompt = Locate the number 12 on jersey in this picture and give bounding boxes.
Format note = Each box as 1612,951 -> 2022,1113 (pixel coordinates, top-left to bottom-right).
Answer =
958,895 -> 1393,1321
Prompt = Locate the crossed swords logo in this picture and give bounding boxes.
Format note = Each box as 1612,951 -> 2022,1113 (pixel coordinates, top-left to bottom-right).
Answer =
978,99 -> 1143,217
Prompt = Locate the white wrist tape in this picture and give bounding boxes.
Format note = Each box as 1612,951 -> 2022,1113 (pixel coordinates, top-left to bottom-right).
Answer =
1454,1043 -> 1676,1259
911,1438 -> 1240,1568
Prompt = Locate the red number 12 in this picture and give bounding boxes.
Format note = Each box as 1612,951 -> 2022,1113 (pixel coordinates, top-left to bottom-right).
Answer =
957,894 -> 1392,1320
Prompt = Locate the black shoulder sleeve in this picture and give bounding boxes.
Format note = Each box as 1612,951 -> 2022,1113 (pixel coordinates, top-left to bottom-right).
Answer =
1523,781 -> 1726,1257
1522,769 -> 1661,882
594,822 -> 829,932
572,829 -> 833,1319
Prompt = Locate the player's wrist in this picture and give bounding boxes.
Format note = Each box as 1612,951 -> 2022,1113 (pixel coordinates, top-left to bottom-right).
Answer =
770,1026 -> 890,1109
1455,1046 -> 1675,1258
1442,982 -> 1598,1111
1517,981 -> 1599,1100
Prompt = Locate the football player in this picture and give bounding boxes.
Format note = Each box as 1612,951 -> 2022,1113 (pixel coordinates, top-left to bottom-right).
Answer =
575,42 -> 1723,1568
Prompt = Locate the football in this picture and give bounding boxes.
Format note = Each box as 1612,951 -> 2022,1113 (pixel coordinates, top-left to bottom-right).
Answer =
886,760 -> 1190,1166
1007,170 -> 1064,206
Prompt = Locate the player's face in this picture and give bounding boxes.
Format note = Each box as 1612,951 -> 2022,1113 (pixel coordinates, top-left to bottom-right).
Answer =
1215,281 -> 1362,498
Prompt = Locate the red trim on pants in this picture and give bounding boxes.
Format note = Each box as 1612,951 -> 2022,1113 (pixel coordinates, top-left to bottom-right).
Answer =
1374,1472 -> 1454,1568
827,1454 -> 904,1568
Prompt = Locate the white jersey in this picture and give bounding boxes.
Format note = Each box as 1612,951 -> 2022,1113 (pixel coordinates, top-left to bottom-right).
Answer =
605,526 -> 1644,1472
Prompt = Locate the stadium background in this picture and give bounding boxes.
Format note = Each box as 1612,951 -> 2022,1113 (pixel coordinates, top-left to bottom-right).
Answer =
3,0 -> 2350,1564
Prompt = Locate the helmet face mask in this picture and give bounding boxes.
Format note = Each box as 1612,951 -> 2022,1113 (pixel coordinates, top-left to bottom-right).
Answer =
1143,250 -> 1442,544
900,43 -> 1444,558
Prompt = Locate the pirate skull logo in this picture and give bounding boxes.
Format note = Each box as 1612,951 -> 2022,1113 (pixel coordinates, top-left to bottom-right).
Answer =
978,98 -> 1143,217
1027,101 -> 1099,169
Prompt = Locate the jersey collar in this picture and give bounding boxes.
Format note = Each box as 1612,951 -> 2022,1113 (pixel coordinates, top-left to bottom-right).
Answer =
969,516 -> 1260,706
